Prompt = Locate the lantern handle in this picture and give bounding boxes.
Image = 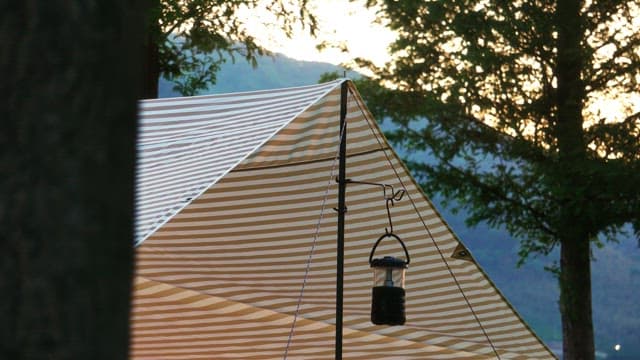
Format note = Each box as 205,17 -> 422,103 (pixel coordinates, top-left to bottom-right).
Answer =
369,232 -> 411,266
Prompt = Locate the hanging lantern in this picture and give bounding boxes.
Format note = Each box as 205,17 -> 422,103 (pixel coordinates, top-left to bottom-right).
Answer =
369,233 -> 410,326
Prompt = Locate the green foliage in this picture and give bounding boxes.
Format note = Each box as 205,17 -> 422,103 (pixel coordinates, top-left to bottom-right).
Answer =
152,0 -> 317,96
354,1 -> 640,357
356,0 -> 640,261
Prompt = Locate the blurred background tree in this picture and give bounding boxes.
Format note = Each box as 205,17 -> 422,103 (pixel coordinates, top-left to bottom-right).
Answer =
1,1 -> 147,358
142,0 -> 317,98
350,1 -> 640,359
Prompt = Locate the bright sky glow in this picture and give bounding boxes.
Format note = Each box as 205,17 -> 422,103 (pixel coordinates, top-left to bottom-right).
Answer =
240,0 -> 638,126
239,0 -> 395,67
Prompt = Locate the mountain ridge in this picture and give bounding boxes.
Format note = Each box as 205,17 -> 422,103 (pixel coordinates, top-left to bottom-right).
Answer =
159,52 -> 353,98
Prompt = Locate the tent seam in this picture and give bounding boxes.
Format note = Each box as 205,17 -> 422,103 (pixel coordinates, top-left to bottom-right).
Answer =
135,79 -> 346,247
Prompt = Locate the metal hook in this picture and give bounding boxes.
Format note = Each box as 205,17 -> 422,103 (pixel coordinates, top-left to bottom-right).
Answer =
384,189 -> 405,235
338,178 -> 407,234
385,198 -> 394,234
391,189 -> 406,202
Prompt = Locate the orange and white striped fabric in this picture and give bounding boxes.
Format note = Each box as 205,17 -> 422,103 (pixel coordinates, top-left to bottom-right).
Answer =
131,79 -> 556,359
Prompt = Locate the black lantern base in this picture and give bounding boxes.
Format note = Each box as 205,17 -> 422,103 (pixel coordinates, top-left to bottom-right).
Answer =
371,286 -> 406,325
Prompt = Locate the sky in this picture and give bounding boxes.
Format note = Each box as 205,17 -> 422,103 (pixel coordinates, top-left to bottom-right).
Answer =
239,0 -> 639,123
238,0 -> 395,67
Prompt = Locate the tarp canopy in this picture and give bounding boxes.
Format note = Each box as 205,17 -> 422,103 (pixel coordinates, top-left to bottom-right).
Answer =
132,79 -> 556,359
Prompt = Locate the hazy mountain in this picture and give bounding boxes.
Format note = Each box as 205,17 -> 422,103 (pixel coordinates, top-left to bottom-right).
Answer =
159,53 -> 355,98
158,53 -> 640,359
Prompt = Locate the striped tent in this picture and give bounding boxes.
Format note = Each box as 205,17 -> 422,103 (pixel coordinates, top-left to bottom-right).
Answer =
131,79 -> 556,359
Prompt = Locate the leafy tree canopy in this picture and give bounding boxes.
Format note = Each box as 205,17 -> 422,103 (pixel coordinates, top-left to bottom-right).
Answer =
347,1 -> 640,358
353,0 -> 640,260
147,0 -> 317,96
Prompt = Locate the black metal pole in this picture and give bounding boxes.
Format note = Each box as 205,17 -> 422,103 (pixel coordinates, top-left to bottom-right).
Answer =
335,80 -> 348,360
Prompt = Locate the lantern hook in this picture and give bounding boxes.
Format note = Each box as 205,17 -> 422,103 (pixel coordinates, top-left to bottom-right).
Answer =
335,177 -> 409,263
337,178 -> 405,203
384,191 -> 404,235
336,177 -> 406,235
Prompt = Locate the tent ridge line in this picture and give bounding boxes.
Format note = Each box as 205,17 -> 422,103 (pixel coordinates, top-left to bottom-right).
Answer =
139,80 -> 343,105
232,147 -> 391,173
135,80 -> 346,248
346,83 -> 513,358
357,88 -> 554,358
348,83 -> 555,359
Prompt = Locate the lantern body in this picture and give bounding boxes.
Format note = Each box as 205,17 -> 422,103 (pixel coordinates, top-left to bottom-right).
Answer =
370,256 -> 407,325
373,265 -> 405,288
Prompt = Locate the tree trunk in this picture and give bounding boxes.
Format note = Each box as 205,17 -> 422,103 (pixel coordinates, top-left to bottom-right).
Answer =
1,1 -> 146,359
142,30 -> 160,99
559,234 -> 595,360
555,0 -> 595,359
141,0 -> 161,99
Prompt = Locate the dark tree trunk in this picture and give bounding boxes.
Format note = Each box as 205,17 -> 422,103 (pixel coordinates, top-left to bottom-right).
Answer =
560,233 -> 594,360
555,0 -> 595,359
1,1 -> 146,359
142,30 -> 160,99
141,0 -> 161,99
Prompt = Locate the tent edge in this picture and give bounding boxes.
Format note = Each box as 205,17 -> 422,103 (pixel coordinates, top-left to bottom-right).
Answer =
345,80 -> 558,360
135,79 -> 348,247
